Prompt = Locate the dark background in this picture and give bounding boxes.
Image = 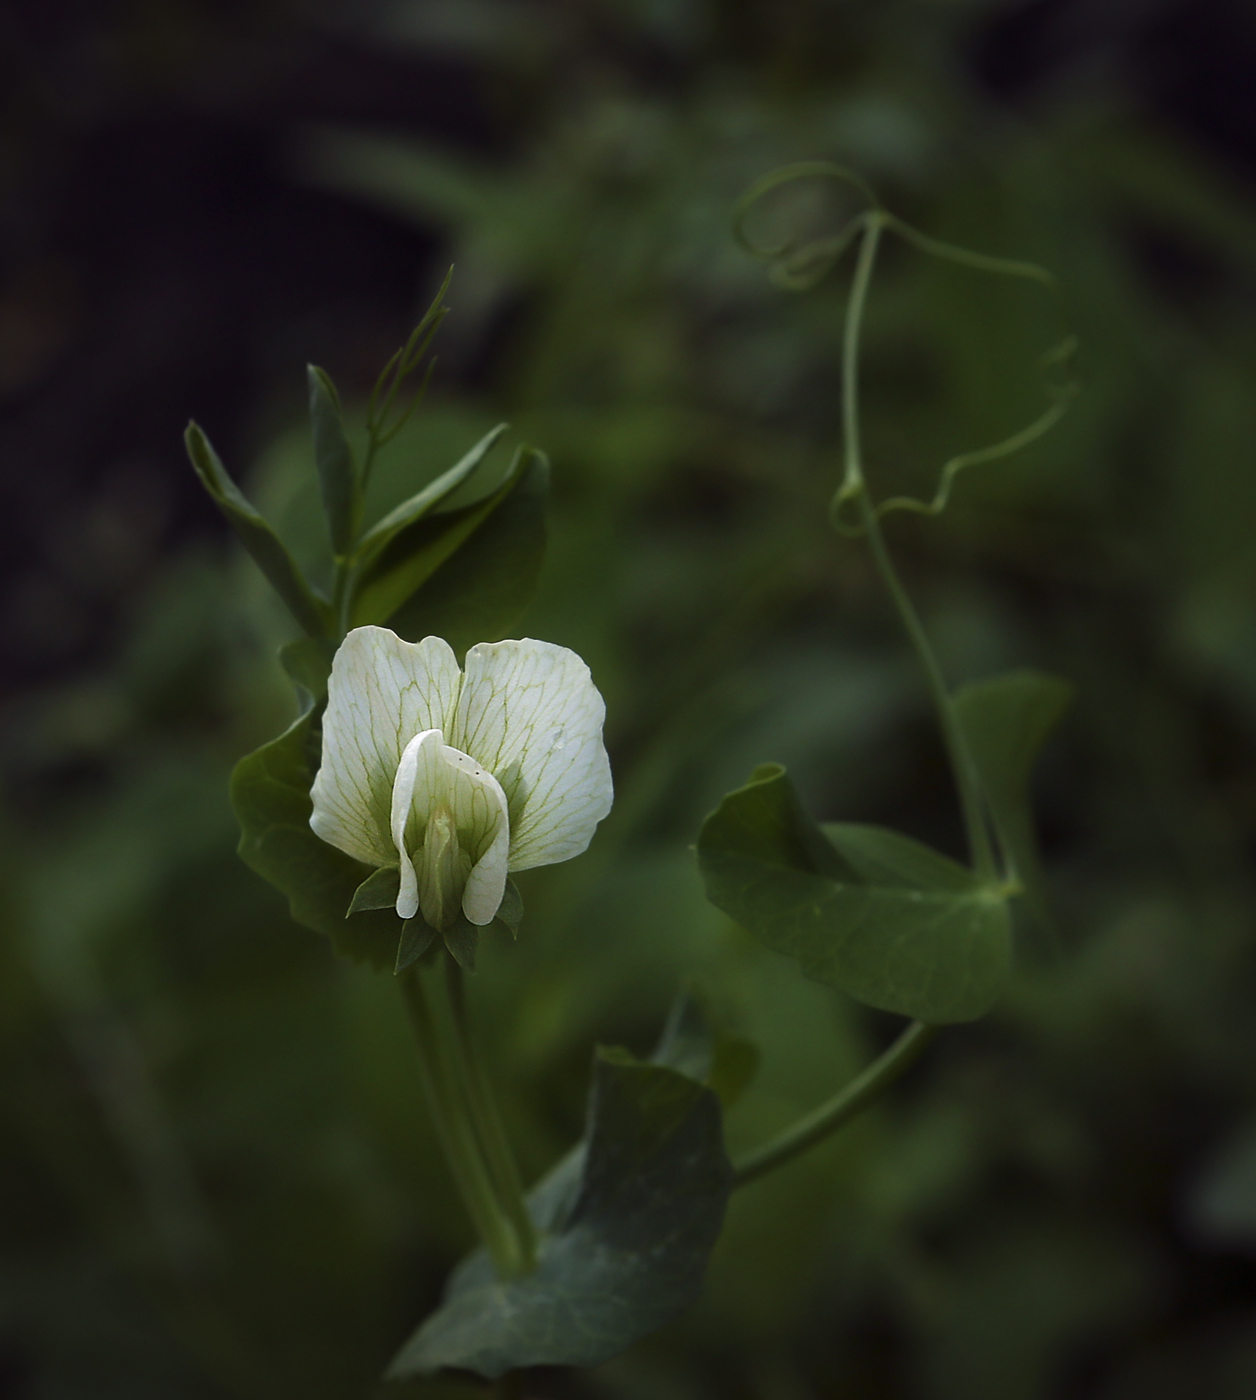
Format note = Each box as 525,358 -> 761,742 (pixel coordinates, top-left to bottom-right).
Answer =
4,1 -> 1256,1397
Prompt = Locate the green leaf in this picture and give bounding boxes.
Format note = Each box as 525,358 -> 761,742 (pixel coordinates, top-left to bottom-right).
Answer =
307,365 -> 359,555
278,636 -> 336,712
349,443 -> 525,630
652,988 -> 759,1109
697,765 -> 1012,1023
953,669 -> 1074,927
384,450 -> 549,656
230,712 -> 402,968
386,1046 -> 733,1380
185,421 -> 330,638
354,422 -> 509,574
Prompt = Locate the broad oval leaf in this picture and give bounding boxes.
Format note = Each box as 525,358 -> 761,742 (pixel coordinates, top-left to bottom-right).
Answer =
387,1045 -> 733,1380
230,712 -> 403,968
697,764 -> 1012,1023
307,365 -> 359,555
185,422 -> 330,639
953,669 -> 1073,927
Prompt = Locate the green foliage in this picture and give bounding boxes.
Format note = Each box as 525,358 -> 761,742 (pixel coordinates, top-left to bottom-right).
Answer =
698,764 -> 1012,1023
652,988 -> 760,1109
352,422 -> 508,575
953,670 -> 1075,925
231,712 -> 403,969
383,449 -> 548,656
307,365 -> 359,556
279,635 -> 336,711
350,445 -> 542,637
387,1042 -> 733,1379
185,421 -> 330,638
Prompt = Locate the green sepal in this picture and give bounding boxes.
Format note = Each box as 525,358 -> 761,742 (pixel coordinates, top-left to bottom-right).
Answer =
384,449 -> 548,656
953,669 -> 1074,929
443,917 -> 479,972
395,918 -> 438,974
230,712 -> 402,969
278,636 -> 336,713
386,1043 -> 733,1379
494,878 -> 523,936
697,764 -> 1013,1023
353,422 -> 509,576
348,865 -> 401,915
185,421 -> 330,639
307,365 -> 359,556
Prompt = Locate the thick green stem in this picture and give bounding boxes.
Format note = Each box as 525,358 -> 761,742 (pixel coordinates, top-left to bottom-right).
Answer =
837,216 -> 996,881
444,959 -> 538,1273
399,967 -> 524,1277
732,1022 -> 937,1187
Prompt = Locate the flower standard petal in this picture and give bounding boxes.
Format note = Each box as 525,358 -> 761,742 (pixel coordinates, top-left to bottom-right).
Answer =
452,639 -> 613,871
310,627 -> 462,867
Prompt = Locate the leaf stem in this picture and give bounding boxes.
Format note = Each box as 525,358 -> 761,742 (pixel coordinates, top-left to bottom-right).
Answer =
399,966 -> 526,1277
732,1021 -> 937,1187
836,216 -> 996,881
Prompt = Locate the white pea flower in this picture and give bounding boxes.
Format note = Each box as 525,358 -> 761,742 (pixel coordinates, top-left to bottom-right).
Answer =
309,626 -> 613,932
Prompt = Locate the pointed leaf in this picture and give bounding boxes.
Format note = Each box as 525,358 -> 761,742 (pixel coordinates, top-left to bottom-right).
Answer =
387,1046 -> 733,1379
697,765 -> 1012,1023
230,712 -> 403,968
185,422 -> 330,638
652,988 -> 759,1108
384,450 -> 549,656
278,635 -> 336,713
354,422 -> 509,573
953,669 -> 1074,925
307,365 -> 359,555
349,444 -> 523,630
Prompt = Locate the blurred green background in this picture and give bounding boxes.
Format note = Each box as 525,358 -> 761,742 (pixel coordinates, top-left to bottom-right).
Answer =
5,1 -> 1256,1396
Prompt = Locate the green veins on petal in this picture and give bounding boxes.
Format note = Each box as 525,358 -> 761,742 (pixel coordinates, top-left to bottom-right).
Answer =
309,626 -> 614,931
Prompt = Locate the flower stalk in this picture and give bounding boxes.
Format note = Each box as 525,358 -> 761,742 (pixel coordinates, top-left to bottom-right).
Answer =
444,958 -> 538,1272
399,962 -> 536,1278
